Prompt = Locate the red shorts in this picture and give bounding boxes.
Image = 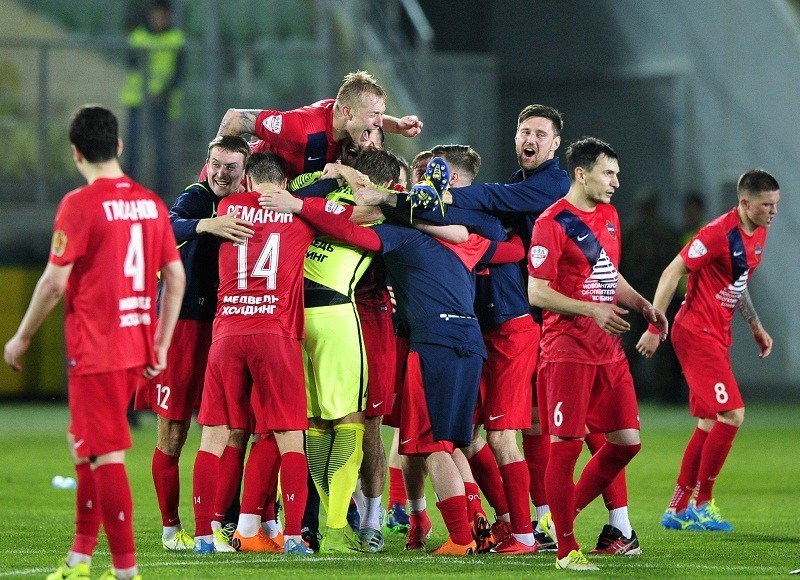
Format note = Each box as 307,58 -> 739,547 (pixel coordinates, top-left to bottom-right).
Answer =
672,323 -> 743,419
531,321 -> 542,407
134,319 -> 212,420
477,315 -> 538,430
360,310 -> 397,418
199,334 -> 307,433
68,367 -> 144,459
398,350 -> 455,456
538,359 -> 640,439
383,336 -> 409,429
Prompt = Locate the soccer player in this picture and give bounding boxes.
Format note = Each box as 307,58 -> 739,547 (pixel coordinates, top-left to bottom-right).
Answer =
217,70 -> 422,179
528,137 -> 667,571
637,169 -> 779,532
133,135 -> 254,552
4,104 -> 185,580
193,151 -> 316,555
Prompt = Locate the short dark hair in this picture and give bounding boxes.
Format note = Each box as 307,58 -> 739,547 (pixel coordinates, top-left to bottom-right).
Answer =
207,135 -> 251,164
431,144 -> 482,182
246,151 -> 285,185
565,137 -> 618,178
737,169 -> 779,198
68,104 -> 118,163
517,104 -> 563,135
354,148 -> 401,186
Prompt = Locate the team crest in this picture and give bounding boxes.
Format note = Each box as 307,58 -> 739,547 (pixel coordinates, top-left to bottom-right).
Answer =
688,239 -> 707,259
51,230 -> 67,257
324,200 -> 346,215
755,244 -> 762,255
530,245 -> 548,268
262,114 -> 283,134
605,221 -> 616,239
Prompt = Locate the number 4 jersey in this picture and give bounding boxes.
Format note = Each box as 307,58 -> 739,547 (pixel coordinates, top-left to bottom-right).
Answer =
50,176 -> 180,376
215,191 -> 315,341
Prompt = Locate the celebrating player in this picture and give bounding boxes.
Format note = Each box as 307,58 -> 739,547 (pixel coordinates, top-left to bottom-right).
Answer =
637,169 -> 779,532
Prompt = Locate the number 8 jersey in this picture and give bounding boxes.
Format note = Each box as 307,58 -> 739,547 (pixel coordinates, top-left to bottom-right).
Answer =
50,176 -> 179,376
215,191 -> 315,341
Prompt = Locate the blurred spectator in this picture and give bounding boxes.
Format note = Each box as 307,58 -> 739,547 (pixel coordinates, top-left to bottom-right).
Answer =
677,191 -> 707,298
620,187 -> 683,402
120,0 -> 185,197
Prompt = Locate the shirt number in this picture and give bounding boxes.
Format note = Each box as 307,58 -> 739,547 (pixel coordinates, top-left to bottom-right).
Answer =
237,233 -> 280,290
124,223 -> 145,291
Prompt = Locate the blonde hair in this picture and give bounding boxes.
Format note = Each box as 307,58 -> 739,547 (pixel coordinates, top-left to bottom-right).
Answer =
336,70 -> 386,111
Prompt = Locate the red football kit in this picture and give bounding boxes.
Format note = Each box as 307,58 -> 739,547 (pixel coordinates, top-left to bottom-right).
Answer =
672,207 -> 767,417
51,176 -> 179,457
529,198 -> 639,438
198,191 -> 315,432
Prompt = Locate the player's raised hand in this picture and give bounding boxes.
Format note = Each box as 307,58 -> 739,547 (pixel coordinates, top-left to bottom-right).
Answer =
636,330 -> 661,358
752,324 -> 773,359
198,213 -> 254,243
259,189 -> 303,214
589,303 -> 630,334
4,335 -> 30,372
396,115 -> 423,137
355,185 -> 392,206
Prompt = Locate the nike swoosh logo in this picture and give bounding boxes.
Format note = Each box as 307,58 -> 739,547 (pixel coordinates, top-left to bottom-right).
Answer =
73,439 -> 85,449
488,414 -> 505,421
307,156 -> 322,161
400,438 -> 412,445
372,401 -> 383,408
576,234 -> 589,242
733,250 -> 744,256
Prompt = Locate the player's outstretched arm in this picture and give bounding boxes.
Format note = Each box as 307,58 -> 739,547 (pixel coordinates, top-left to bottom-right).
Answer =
414,223 -> 469,243
528,276 -> 630,334
146,259 -> 186,380
617,273 -> 668,339
4,262 -> 71,371
738,288 -> 773,359
635,254 -> 688,357
196,212 -> 255,243
383,115 -> 423,138
217,108 -> 260,137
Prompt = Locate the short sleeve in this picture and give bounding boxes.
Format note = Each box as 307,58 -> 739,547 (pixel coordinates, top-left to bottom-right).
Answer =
254,109 -> 306,153
528,217 -> 564,280
50,195 -> 89,266
680,222 -> 724,273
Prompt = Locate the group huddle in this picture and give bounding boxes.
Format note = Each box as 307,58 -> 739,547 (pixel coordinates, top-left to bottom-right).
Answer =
4,69 -> 779,579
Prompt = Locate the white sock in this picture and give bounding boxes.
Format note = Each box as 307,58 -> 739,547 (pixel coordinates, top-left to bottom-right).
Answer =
535,504 -> 550,523
66,552 -> 91,567
196,534 -> 213,543
361,496 -> 383,530
210,520 -> 222,531
237,513 -> 262,537
114,566 -> 139,580
609,506 -> 632,537
408,497 -> 427,514
162,525 -> 180,539
262,519 -> 280,538
513,532 -> 535,546
352,478 -> 367,522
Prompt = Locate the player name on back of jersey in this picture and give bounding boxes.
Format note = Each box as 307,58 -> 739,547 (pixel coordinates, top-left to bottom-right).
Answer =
220,294 -> 279,317
119,296 -> 152,328
226,205 -> 294,224
102,199 -> 160,221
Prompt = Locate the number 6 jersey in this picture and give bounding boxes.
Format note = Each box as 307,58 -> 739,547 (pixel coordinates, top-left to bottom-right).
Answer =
50,176 -> 179,375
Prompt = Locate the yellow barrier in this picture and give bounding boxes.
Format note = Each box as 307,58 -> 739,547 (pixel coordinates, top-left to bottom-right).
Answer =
0,267 -> 66,397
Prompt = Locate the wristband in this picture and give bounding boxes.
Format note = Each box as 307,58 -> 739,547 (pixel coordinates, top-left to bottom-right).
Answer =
647,323 -> 660,335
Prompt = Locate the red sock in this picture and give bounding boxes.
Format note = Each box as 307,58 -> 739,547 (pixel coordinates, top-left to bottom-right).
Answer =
463,481 -> 484,520
436,495 -> 473,545
92,463 -> 136,570
584,434 -> 628,510
467,444 -> 509,517
388,467 -> 407,507
214,445 -> 245,522
72,462 -> 100,556
546,440 -> 582,559
575,441 -> 640,512
279,452 -> 308,535
522,433 -> 549,507
152,448 -> 181,527
498,461 -> 533,534
193,450 -> 220,536
241,437 -> 280,519
694,422 -> 738,506
669,427 -> 709,511
410,509 -> 431,531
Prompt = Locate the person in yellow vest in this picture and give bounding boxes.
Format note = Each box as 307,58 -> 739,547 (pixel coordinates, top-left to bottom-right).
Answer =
120,0 -> 185,197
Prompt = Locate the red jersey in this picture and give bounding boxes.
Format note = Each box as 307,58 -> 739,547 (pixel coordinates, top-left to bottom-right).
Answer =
50,176 -> 179,376
674,207 -> 767,346
254,99 -> 340,179
354,256 -> 392,314
215,191 -> 315,341
528,198 -> 626,365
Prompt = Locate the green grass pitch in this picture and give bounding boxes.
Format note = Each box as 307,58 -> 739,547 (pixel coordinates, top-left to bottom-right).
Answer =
1,402 -> 798,578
